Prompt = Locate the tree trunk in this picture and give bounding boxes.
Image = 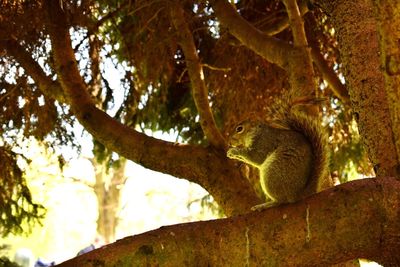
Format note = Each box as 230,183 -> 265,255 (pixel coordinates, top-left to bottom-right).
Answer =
93,158 -> 126,243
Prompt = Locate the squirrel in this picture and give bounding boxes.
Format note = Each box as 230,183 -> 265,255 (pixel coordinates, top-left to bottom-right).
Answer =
227,92 -> 331,209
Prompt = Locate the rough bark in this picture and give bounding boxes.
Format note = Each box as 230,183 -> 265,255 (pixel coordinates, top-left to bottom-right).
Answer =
57,178 -> 400,266
2,1 -> 400,265
316,0 -> 400,177
372,0 -> 400,169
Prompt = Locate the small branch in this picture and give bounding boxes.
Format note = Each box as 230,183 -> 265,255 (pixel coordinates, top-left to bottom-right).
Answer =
170,2 -> 226,150
305,15 -> 350,104
0,82 -> 18,103
134,7 -> 165,38
88,35 -> 103,106
310,47 -> 350,103
261,0 -> 309,36
202,63 -> 231,72
210,0 -> 293,69
88,0 -> 131,33
282,0 -> 308,46
282,0 -> 316,97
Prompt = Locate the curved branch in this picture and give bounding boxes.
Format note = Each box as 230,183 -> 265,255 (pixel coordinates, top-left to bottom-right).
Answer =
43,0 -> 259,216
262,0 -> 309,36
170,2 -> 226,150
210,0 -> 293,69
0,40 -> 66,103
57,178 -> 400,266
304,15 -> 350,104
215,0 -> 348,102
211,0 -> 315,97
310,47 -> 350,103
211,0 -> 346,102
260,1 -> 349,103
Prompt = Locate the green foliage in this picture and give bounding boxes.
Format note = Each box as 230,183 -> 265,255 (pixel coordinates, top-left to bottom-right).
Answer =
0,257 -> 21,267
91,0 -> 215,144
0,145 -> 45,237
326,99 -> 373,182
193,194 -> 225,218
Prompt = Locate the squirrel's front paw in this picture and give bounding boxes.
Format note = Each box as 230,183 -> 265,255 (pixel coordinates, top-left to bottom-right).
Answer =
226,147 -> 239,159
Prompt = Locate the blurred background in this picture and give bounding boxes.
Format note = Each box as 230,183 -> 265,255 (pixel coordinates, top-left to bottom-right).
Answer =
1,137 -> 220,266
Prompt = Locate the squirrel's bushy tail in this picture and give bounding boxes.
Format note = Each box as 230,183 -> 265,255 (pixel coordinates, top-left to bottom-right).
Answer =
266,91 -> 331,195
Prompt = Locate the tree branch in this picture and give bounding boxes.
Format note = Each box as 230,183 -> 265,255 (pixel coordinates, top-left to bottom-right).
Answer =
304,15 -> 350,103
210,0 -> 293,69
0,40 -> 66,103
170,2 -> 226,150
310,46 -> 350,103
220,1 -> 349,103
282,0 -> 316,97
43,0 -> 259,216
88,35 -> 102,106
282,0 -> 308,46
261,0 -> 309,36
211,0 -> 317,98
56,178 -> 400,266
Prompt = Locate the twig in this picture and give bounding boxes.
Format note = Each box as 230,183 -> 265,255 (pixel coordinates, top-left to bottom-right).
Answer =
202,63 -> 231,72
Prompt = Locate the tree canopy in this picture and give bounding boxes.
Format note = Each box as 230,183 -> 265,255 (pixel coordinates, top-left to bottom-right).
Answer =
1,0 -> 400,266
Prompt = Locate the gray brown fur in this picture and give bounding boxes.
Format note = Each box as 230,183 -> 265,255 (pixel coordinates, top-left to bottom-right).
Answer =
227,93 -> 330,208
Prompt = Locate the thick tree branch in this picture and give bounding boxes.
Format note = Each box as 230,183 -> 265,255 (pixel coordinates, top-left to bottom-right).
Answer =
43,0 -> 259,216
212,0 -> 348,102
210,0 -> 293,69
57,178 -> 400,266
170,2 -> 226,150
212,0 -> 316,97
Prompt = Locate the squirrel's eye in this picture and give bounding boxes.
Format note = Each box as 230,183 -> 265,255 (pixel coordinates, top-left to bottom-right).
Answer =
236,125 -> 244,133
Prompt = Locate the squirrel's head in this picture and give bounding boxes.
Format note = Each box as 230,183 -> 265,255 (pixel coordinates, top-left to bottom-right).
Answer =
228,120 -> 262,149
